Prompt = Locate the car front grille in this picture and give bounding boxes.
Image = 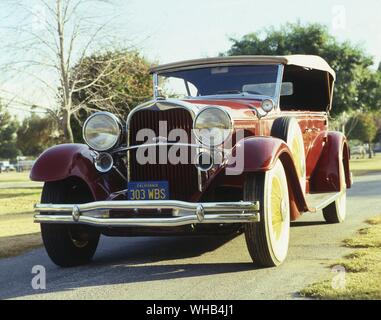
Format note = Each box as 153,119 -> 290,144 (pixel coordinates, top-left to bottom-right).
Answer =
128,108 -> 199,201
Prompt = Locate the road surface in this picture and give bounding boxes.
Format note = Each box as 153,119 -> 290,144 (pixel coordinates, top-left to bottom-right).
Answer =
0,173 -> 380,300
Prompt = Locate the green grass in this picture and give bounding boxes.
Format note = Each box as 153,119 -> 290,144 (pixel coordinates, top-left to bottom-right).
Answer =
0,188 -> 41,216
350,154 -> 381,176
0,171 -> 42,216
300,216 -> 381,300
0,233 -> 42,259
0,172 -> 43,258
0,171 -> 31,183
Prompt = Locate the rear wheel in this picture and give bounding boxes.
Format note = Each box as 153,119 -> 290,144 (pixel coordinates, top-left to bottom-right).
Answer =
244,159 -> 290,267
271,117 -> 306,193
323,150 -> 347,223
40,181 -> 100,267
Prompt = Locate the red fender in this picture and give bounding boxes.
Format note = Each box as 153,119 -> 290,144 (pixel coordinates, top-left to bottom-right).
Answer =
310,132 -> 352,193
204,137 -> 309,220
30,144 -> 111,200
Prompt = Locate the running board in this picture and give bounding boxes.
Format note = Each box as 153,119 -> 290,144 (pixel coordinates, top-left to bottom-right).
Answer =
305,192 -> 342,213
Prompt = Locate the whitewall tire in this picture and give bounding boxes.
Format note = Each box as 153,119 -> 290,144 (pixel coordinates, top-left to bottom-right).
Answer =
244,159 -> 290,267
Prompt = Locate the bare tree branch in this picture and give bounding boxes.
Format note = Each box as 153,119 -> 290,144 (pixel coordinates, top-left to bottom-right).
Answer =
0,0 -> 128,142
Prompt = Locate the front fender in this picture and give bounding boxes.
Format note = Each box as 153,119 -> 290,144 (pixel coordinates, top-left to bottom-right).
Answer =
204,137 -> 309,219
30,144 -> 108,200
30,144 -> 97,182
225,137 -> 292,174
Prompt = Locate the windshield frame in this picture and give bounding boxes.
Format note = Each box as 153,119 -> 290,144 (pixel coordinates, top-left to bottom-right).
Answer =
153,64 -> 284,107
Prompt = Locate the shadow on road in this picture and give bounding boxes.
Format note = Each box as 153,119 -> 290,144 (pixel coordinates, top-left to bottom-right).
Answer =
96,234 -> 241,265
0,233 -> 260,299
291,221 -> 327,228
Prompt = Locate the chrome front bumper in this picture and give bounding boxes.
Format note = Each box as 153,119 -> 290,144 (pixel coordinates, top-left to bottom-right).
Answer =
34,200 -> 260,227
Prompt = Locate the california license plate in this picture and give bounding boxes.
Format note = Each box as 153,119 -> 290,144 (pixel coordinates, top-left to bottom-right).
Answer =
127,181 -> 169,200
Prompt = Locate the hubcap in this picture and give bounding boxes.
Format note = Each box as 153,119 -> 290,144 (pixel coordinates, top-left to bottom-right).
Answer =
69,229 -> 89,248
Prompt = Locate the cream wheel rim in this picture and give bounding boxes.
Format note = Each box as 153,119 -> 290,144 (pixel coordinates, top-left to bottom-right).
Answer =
265,160 -> 290,263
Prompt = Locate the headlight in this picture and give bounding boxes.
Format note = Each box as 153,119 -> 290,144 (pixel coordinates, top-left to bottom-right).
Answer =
193,107 -> 232,146
83,112 -> 122,151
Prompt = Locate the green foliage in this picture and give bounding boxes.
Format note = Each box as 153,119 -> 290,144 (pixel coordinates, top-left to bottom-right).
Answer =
71,50 -> 153,116
346,113 -> 377,143
225,22 -> 380,115
70,50 -> 153,142
16,114 -> 60,157
0,103 -> 20,160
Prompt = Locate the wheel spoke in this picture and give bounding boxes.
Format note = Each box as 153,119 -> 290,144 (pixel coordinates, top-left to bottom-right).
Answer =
271,176 -> 283,240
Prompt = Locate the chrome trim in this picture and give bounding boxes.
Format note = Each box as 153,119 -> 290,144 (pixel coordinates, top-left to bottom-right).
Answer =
34,200 -> 260,227
274,64 -> 284,110
83,111 -> 123,152
35,200 -> 259,214
193,106 -> 234,147
195,151 -> 214,172
34,213 -> 259,227
94,153 -> 114,173
112,166 -> 127,182
261,99 -> 275,113
111,142 -> 216,154
153,73 -> 159,99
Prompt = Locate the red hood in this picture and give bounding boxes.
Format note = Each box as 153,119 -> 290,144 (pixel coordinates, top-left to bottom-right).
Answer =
184,98 -> 263,122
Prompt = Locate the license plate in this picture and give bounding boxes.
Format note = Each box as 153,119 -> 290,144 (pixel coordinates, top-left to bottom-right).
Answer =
127,181 -> 169,200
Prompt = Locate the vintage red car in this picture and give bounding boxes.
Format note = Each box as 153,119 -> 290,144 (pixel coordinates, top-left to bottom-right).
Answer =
32,55 -> 351,268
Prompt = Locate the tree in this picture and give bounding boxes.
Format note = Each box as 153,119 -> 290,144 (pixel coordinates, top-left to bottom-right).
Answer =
0,103 -> 20,160
71,51 -> 152,119
1,0 -> 126,143
346,113 -> 377,158
224,23 -> 380,115
16,114 -> 61,157
68,50 -> 153,142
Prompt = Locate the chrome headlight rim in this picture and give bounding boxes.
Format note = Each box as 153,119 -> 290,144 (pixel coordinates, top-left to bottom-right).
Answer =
193,106 -> 233,147
83,111 -> 122,152
261,98 -> 275,113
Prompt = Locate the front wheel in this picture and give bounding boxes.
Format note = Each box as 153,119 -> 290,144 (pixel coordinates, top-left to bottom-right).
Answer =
244,159 -> 290,267
40,181 -> 100,267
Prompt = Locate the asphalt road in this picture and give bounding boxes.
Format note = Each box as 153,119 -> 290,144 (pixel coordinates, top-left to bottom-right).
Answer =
0,173 -> 380,300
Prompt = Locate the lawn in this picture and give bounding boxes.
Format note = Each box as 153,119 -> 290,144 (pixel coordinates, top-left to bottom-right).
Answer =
0,188 -> 42,216
0,171 -> 31,183
300,215 -> 381,300
350,154 -> 381,176
0,172 -> 43,258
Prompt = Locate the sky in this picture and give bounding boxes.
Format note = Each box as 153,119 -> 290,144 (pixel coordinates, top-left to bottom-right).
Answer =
123,0 -> 381,64
1,0 -> 381,118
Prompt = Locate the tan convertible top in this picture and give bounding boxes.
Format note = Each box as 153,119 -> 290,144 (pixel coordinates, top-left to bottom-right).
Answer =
150,55 -> 336,80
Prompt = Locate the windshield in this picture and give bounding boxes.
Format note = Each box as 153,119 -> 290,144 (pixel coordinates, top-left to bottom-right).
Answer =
157,65 -> 280,99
